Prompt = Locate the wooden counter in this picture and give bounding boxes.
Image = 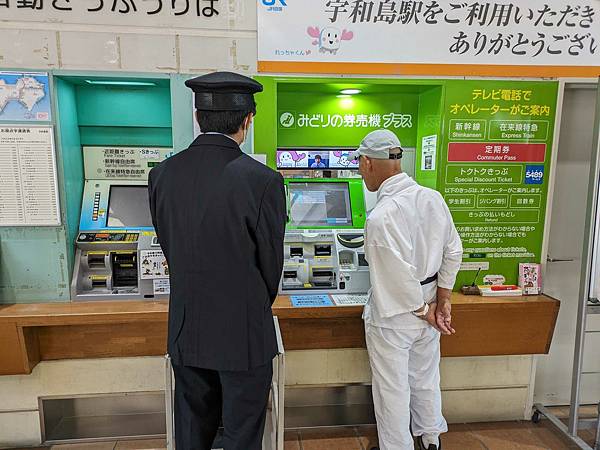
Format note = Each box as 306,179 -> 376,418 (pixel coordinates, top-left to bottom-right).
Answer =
0,293 -> 559,376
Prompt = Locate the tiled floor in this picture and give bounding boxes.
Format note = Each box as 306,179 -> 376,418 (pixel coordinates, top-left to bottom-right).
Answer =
284,421 -> 597,450
10,420 -> 598,450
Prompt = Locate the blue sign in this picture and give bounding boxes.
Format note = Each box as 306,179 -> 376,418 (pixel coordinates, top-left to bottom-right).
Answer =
0,72 -> 51,122
525,165 -> 545,185
290,294 -> 334,308
262,0 -> 287,5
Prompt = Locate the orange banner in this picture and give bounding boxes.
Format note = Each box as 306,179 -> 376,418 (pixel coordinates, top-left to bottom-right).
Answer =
258,61 -> 600,78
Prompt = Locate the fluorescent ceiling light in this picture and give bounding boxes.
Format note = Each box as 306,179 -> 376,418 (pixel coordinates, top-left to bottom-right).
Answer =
85,80 -> 156,86
340,89 -> 361,95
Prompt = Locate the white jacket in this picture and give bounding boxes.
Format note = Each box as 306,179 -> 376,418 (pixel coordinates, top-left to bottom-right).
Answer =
363,173 -> 463,329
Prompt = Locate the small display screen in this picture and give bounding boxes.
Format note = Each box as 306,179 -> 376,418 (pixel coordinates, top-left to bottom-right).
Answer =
288,182 -> 353,228
106,185 -> 153,228
277,149 -> 359,170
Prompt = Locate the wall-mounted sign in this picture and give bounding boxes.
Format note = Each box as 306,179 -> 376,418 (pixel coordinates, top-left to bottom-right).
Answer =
0,0 -> 225,28
83,146 -> 174,181
0,72 -> 51,122
258,0 -> 600,77
277,91 -> 418,148
0,126 -> 60,226
279,111 -> 413,129
421,135 -> 437,171
439,80 -> 558,287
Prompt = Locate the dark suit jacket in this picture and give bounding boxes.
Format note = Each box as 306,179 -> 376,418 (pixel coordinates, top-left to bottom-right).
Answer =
148,134 -> 286,371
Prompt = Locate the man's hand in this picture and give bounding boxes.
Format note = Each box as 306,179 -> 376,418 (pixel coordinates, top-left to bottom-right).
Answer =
435,288 -> 456,335
422,301 -> 441,332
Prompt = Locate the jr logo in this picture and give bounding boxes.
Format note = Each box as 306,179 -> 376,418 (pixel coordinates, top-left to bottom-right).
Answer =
262,0 -> 287,6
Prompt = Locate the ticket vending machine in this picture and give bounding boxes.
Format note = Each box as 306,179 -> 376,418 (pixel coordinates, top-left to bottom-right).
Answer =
71,146 -> 172,301
280,178 -> 371,295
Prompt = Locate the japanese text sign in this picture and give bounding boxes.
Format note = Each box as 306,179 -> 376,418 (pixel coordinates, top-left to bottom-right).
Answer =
1,0 -> 228,30
438,80 -> 558,287
258,0 -> 600,76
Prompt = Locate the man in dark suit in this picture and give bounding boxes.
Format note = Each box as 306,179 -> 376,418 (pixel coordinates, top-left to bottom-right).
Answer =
148,72 -> 286,450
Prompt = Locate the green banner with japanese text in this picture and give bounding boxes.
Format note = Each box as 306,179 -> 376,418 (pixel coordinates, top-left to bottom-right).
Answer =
439,80 -> 559,288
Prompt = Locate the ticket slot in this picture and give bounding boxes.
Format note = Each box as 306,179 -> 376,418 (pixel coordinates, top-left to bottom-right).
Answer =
111,252 -> 138,288
314,245 -> 332,257
87,252 -> 108,269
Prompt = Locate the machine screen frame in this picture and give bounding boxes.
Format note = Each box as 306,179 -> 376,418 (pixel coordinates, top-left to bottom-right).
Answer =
79,180 -> 155,232
106,184 -> 154,229
284,178 -> 366,230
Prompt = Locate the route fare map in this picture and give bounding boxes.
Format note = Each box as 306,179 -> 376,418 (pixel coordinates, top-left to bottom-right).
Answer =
0,72 -> 51,121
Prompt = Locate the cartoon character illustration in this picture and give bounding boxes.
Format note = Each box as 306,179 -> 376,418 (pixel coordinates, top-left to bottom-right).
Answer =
277,150 -> 308,168
307,27 -> 354,55
332,150 -> 359,168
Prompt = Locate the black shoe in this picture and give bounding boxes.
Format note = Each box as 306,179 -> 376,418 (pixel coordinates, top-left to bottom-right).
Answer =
416,435 -> 442,450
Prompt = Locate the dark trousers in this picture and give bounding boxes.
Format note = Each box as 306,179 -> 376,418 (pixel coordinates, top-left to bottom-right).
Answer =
173,362 -> 272,450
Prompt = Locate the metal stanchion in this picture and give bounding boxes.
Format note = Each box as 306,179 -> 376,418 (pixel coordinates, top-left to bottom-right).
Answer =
165,354 -> 175,450
164,316 -> 285,450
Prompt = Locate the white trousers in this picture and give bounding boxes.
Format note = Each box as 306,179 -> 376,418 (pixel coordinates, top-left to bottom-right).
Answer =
365,322 -> 447,450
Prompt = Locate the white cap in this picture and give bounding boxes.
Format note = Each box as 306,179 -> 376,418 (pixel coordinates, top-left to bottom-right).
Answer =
351,129 -> 403,160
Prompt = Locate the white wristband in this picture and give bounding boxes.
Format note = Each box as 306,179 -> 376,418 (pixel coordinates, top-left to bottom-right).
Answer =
412,302 -> 429,317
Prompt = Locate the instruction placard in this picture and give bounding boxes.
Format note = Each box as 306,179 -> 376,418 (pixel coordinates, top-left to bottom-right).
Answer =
140,249 -> 169,279
290,294 -> 334,308
0,126 -> 60,226
83,146 -> 173,181
421,135 -> 437,171
153,279 -> 171,295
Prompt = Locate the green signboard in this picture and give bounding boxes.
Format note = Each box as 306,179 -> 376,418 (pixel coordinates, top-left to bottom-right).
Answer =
438,80 -> 559,287
254,77 -> 559,290
276,92 -> 419,148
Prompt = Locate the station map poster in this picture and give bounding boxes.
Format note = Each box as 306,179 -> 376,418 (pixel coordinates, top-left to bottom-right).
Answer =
0,72 -> 51,122
439,80 -> 559,287
0,126 -> 61,226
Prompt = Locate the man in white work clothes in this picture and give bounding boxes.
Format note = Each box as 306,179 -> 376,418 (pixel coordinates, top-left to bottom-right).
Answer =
352,130 -> 463,450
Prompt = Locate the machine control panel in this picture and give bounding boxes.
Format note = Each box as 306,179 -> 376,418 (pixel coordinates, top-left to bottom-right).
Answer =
92,192 -> 101,221
78,232 -> 140,243
280,229 -> 370,295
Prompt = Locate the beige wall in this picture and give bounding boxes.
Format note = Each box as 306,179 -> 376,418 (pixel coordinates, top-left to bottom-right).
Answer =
0,353 -> 535,448
0,0 -> 257,74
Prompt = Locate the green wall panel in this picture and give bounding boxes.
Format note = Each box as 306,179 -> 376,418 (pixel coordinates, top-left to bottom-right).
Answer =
55,77 -> 84,268
254,76 -> 278,166
415,86 -> 443,190
0,227 -> 70,303
78,126 -> 172,147
75,85 -> 172,128
170,74 -> 195,153
254,77 -> 444,169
